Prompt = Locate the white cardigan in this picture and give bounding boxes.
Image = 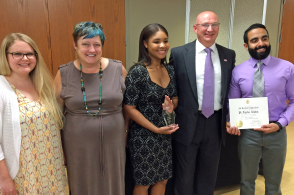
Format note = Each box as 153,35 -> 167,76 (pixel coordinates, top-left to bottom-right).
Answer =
0,75 -> 21,180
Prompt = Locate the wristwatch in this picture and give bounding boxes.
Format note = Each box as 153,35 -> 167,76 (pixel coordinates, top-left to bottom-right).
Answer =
275,122 -> 283,132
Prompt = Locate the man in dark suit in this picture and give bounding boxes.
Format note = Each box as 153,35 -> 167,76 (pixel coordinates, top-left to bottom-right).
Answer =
169,11 -> 236,195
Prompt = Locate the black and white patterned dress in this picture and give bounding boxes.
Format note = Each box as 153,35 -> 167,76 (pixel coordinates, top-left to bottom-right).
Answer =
124,64 -> 177,186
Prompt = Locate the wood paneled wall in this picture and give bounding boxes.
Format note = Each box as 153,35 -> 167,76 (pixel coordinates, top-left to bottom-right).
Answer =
278,0 -> 294,65
0,0 -> 125,75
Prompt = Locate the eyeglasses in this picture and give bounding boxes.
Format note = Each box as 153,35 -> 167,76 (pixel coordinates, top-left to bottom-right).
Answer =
196,23 -> 220,29
8,52 -> 37,60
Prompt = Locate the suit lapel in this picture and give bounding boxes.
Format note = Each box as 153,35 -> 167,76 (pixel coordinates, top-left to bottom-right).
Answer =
216,44 -> 229,104
182,42 -> 231,104
184,41 -> 198,100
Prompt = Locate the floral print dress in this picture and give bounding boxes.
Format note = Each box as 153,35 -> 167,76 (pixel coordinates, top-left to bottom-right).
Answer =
1,84 -> 67,195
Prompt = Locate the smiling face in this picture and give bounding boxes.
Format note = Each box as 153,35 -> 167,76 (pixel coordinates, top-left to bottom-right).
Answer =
144,30 -> 169,63
193,11 -> 219,48
74,35 -> 102,65
7,40 -> 37,77
244,28 -> 270,60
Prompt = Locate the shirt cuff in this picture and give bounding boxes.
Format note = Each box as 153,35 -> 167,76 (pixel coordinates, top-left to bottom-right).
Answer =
226,114 -> 230,122
0,149 -> 4,161
278,118 -> 288,127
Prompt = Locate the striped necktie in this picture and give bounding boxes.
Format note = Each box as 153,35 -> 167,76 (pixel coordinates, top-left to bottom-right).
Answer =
252,61 -> 264,97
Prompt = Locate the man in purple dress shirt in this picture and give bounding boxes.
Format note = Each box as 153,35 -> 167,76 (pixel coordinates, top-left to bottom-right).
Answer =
227,23 -> 294,195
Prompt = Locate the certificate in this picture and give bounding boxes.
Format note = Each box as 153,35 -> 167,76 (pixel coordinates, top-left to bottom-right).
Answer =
229,97 -> 269,129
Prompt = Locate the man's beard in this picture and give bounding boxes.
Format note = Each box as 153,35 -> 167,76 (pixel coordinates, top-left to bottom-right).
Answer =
248,45 -> 271,60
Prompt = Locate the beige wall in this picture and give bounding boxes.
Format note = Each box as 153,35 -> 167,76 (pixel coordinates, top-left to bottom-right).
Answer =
126,0 -> 283,69
188,0 -> 264,65
125,0 -> 186,70
188,0 -> 282,65
188,0 -> 231,47
265,0 -> 283,57
231,0 -> 264,65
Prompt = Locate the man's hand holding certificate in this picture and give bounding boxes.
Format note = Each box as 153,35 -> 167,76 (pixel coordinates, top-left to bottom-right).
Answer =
229,97 -> 269,129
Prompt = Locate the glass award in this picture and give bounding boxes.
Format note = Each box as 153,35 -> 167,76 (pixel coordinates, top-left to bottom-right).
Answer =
162,99 -> 176,127
162,109 -> 176,127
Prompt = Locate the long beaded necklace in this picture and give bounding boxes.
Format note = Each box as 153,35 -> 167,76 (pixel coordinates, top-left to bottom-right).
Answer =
80,62 -> 103,116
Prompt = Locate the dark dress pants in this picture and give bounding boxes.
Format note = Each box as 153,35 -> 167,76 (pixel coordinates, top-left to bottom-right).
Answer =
174,111 -> 222,195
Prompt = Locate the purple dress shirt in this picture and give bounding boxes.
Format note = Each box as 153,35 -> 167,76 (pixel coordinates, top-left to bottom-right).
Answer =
228,55 -> 294,127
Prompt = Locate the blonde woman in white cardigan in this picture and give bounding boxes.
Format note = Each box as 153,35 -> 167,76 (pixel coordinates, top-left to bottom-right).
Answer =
0,33 -> 67,195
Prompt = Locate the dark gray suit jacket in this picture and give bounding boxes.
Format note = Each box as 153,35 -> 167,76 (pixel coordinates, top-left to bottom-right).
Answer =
169,40 -> 236,146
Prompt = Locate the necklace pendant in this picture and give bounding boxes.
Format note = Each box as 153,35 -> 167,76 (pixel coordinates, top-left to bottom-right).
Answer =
80,62 -> 103,116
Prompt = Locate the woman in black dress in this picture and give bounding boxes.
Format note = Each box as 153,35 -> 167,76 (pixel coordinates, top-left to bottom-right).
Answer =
124,23 -> 178,195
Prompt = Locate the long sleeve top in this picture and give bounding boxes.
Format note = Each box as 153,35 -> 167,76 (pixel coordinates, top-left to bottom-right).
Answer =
0,75 -> 21,181
228,56 -> 294,127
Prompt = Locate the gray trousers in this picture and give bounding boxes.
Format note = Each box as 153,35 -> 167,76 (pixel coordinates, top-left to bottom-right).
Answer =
239,128 -> 287,195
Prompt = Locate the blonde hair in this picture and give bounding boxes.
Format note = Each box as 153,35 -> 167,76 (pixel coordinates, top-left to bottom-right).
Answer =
0,33 -> 63,128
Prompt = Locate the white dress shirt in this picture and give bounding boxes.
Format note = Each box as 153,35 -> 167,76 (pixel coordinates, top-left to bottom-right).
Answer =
195,40 -> 222,110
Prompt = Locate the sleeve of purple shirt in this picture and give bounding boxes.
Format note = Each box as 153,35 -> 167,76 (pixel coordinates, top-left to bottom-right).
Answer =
227,58 -> 294,127
226,69 -> 242,122
278,64 -> 294,127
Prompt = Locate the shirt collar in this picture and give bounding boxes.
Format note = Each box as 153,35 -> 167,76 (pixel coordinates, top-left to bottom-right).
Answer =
249,55 -> 272,67
196,39 -> 217,54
